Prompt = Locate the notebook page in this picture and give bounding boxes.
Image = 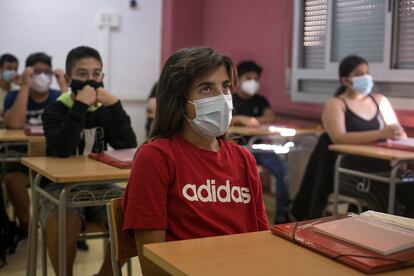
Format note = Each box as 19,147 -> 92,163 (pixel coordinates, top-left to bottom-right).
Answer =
361,211 -> 414,230
313,216 -> 414,255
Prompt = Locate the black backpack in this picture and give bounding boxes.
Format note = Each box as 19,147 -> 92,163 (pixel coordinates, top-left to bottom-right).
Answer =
0,190 -> 18,268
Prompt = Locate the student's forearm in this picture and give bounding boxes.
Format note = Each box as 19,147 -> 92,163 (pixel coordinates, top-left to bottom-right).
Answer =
108,101 -> 137,148
257,115 -> 275,124
329,130 -> 385,144
5,85 -> 30,128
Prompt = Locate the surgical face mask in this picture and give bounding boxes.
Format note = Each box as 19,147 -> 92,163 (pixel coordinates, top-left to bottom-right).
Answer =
1,70 -> 17,83
31,73 -> 52,92
185,94 -> 233,138
351,74 -> 374,96
240,79 -> 260,96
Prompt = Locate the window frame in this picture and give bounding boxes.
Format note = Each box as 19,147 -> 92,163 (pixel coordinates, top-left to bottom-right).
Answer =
291,0 -> 414,110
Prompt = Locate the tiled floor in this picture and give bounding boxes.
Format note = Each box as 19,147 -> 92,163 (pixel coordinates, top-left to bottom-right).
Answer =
2,194 -> 275,276
1,238 -> 142,276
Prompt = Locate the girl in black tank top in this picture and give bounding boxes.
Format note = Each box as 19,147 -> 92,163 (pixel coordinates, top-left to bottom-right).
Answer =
338,94 -> 383,133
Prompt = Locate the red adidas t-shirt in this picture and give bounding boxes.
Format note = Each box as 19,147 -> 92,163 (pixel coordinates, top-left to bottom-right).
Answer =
122,134 -> 269,241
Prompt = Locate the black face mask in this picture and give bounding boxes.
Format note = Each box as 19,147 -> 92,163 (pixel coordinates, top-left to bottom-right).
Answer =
70,79 -> 104,95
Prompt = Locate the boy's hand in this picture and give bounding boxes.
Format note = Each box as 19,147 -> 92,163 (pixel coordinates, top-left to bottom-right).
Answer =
76,85 -> 97,106
53,68 -> 67,91
21,67 -> 34,87
96,87 -> 118,106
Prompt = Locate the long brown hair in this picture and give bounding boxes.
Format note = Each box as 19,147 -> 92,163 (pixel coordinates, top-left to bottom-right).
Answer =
148,47 -> 238,141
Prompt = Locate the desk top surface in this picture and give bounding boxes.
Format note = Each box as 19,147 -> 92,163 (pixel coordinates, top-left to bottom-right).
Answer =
21,156 -> 130,183
228,125 -> 322,137
329,144 -> 414,161
0,129 -> 44,142
144,231 -> 412,276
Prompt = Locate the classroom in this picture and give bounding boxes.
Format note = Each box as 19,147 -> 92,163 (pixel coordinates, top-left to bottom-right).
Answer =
0,0 -> 413,275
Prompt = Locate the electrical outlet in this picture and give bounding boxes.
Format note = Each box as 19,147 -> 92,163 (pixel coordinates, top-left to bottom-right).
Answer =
98,12 -> 121,28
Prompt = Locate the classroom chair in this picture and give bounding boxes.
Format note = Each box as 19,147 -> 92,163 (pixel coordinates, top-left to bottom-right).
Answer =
107,198 -> 136,276
27,139 -> 110,275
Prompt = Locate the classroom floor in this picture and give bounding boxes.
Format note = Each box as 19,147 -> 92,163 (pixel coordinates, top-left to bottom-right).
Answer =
1,238 -> 142,276
2,187 -> 275,276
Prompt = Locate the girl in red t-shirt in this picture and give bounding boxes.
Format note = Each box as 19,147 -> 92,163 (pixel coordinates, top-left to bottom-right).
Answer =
122,47 -> 269,275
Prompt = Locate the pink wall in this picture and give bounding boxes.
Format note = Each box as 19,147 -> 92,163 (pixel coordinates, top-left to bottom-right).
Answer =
161,0 -> 414,128
161,0 -> 204,64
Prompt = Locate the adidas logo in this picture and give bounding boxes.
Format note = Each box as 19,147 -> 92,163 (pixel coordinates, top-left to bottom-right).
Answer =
182,179 -> 251,204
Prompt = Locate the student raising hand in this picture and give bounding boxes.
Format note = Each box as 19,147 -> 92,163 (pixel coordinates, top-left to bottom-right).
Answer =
21,66 -> 34,87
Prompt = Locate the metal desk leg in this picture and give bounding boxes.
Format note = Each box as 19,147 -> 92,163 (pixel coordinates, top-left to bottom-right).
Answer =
27,173 -> 42,276
333,154 -> 343,215
58,187 -> 68,276
388,162 -> 402,214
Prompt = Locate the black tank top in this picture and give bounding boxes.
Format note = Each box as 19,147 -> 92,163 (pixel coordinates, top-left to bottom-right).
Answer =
338,95 -> 383,132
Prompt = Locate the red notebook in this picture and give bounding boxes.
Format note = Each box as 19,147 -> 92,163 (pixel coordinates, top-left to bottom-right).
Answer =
24,125 -> 44,136
88,148 -> 137,168
271,215 -> 414,274
376,138 -> 414,152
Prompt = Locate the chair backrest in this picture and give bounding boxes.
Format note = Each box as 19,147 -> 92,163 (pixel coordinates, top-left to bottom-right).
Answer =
28,138 -> 46,157
107,198 -> 137,262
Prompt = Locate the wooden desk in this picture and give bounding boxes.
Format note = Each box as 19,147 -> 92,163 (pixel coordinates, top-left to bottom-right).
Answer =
23,156 -> 130,276
143,231 -> 413,275
329,144 -> 414,215
21,156 -> 130,183
0,129 -> 44,142
229,125 -> 322,137
329,144 -> 414,161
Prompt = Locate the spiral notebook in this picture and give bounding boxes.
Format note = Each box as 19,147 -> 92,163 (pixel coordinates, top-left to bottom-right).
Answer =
313,211 -> 414,255
271,214 -> 414,274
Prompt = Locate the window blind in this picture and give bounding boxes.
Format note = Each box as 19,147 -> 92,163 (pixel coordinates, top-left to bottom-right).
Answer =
301,0 -> 328,68
331,0 -> 387,62
395,0 -> 414,69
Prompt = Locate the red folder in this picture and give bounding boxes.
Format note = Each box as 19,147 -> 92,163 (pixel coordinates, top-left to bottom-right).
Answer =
88,148 -> 137,169
271,216 -> 414,274
24,125 -> 44,136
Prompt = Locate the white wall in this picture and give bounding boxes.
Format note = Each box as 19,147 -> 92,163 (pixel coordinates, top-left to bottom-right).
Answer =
0,0 -> 163,143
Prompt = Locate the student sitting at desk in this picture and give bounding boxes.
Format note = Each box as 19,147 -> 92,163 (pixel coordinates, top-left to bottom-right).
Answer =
322,55 -> 413,217
41,46 -> 137,276
0,53 -> 20,114
3,52 -> 66,239
122,47 -> 269,276
232,60 -> 289,224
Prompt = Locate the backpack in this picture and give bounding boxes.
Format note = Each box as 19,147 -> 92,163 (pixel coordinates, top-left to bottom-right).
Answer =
0,190 -> 18,268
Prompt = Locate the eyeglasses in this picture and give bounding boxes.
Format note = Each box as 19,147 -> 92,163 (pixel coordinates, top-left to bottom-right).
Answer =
72,71 -> 104,81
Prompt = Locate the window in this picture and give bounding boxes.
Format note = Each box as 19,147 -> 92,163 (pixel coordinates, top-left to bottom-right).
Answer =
291,0 -> 414,109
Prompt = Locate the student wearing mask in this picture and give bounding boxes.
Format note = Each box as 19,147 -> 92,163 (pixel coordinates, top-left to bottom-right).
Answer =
3,52 -> 67,239
41,46 -> 137,276
292,55 -> 414,219
322,55 -> 414,216
232,60 -> 289,224
122,48 -> 269,275
0,53 -> 19,113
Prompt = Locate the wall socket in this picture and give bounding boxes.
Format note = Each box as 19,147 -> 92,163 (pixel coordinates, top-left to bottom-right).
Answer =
98,12 -> 121,28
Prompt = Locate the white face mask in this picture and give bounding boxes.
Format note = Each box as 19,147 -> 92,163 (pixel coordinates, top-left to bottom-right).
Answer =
240,79 -> 260,96
31,73 -> 52,92
185,94 -> 233,138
